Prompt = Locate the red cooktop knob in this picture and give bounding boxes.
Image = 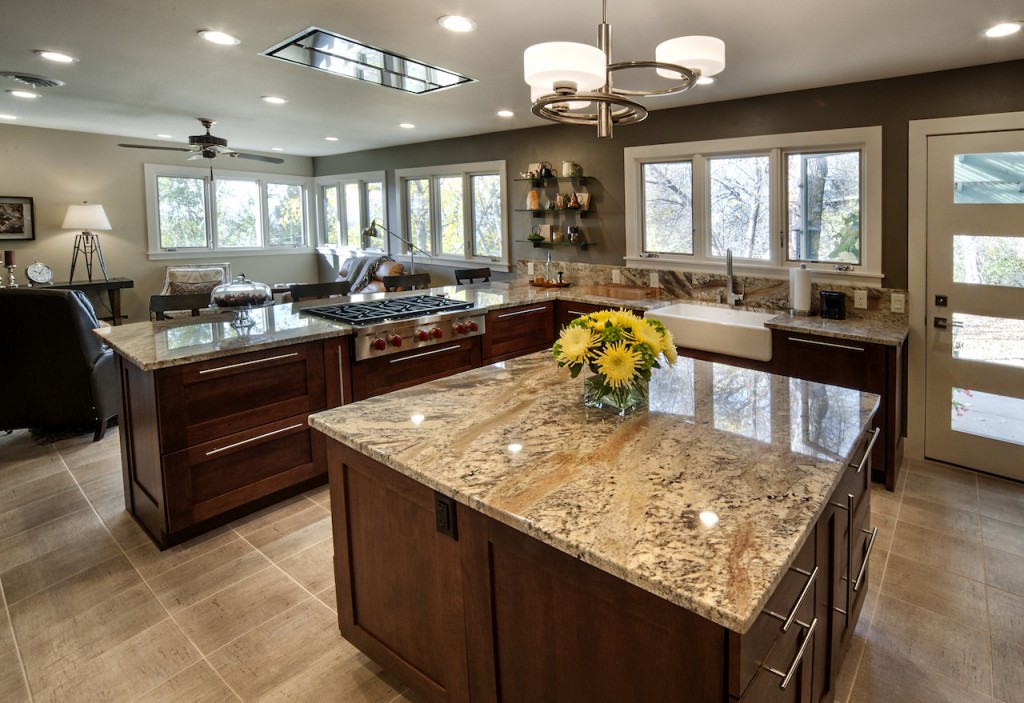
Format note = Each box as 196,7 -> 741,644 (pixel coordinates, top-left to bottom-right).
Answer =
430,327 -> 444,339
371,337 -> 387,351
389,334 -> 403,347
454,322 -> 467,335
415,329 -> 430,342
467,321 -> 479,332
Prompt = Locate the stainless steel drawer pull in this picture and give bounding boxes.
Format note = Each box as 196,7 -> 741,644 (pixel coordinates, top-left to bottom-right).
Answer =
389,344 -> 462,364
766,566 -> 818,632
199,352 -> 300,374
853,527 -> 879,593
566,310 -> 591,316
852,427 -> 880,473
205,423 -> 304,456
788,336 -> 865,352
496,306 -> 547,319
765,617 -> 818,690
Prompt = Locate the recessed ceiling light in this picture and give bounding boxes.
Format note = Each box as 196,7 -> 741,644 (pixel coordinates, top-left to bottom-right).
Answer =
261,96 -> 287,104
696,76 -> 715,85
198,30 -> 240,45
399,123 -> 415,129
985,22 -> 1022,37
35,50 -> 77,63
271,147 -> 284,152
438,15 -> 476,32
0,114 -> 18,120
496,109 -> 514,117
7,90 -> 39,99
325,136 -> 339,141
155,133 -> 174,139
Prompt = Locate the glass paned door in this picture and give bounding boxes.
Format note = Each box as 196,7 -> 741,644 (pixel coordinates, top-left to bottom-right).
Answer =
925,130 -> 1024,480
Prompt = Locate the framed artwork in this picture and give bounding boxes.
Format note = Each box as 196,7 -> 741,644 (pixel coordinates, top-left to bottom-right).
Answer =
0,196 -> 34,240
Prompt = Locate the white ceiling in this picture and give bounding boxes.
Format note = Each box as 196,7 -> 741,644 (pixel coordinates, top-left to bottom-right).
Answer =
1,0 -> 1022,158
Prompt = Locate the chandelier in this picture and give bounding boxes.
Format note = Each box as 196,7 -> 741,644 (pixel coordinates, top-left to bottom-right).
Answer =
523,0 -> 725,138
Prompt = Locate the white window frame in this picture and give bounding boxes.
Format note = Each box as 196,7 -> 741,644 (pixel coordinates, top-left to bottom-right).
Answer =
395,160 -> 509,271
313,170 -> 387,251
625,127 -> 883,286
144,164 -> 314,259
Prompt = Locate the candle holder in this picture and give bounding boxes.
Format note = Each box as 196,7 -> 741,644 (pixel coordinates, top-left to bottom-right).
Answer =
5,265 -> 17,288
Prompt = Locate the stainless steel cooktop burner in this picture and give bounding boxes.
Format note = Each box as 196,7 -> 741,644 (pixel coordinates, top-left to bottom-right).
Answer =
302,294 -> 474,327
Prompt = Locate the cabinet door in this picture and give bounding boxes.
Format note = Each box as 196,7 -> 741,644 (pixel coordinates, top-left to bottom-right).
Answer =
554,301 -> 642,332
351,337 -> 481,401
481,302 -> 554,363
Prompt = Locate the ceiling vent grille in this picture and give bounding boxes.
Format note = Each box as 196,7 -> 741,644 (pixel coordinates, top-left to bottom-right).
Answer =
0,72 -> 65,89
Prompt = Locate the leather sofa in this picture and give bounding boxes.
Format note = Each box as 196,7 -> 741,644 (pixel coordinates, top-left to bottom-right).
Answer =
338,255 -> 404,293
0,288 -> 119,440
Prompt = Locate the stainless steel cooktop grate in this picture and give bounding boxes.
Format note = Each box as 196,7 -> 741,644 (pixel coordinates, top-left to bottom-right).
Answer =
302,295 -> 474,326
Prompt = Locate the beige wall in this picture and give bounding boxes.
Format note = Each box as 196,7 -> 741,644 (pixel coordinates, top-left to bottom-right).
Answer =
0,123 -> 317,323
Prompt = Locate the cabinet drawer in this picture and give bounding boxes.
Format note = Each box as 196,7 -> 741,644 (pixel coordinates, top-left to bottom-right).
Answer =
157,342 -> 326,452
729,535 -> 816,699
734,610 -> 814,703
554,301 -> 642,332
163,413 -> 324,532
351,337 -> 481,401
482,303 -> 554,363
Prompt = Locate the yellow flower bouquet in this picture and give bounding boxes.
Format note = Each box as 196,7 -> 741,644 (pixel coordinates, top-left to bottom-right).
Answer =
552,309 -> 678,415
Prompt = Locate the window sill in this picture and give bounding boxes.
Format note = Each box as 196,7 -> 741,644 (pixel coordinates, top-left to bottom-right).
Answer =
148,247 -> 315,260
624,256 -> 885,287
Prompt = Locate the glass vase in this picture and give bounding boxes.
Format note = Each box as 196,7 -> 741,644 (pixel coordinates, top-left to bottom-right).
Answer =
583,369 -> 648,416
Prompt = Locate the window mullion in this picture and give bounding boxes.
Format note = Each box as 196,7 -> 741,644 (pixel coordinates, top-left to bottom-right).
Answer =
769,147 -> 784,267
692,154 -> 708,261
464,173 -> 472,260
207,174 -> 217,249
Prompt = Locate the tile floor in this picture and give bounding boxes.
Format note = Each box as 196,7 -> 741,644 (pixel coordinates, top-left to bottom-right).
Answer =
1,427 -> 1021,702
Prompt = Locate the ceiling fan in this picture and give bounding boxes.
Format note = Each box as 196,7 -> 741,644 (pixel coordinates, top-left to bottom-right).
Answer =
118,118 -> 284,164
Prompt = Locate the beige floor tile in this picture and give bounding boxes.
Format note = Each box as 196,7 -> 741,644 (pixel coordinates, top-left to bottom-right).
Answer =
987,546 -> 1024,598
303,482 -> 330,506
897,493 -> 984,541
389,688 -> 428,703
174,565 -> 308,655
0,607 -> 30,703
0,507 -> 122,605
229,494 -> 317,537
0,468 -> 80,515
277,537 -> 335,594
849,642 -> 995,703
987,586 -> 1024,647
147,538 -> 271,613
991,636 -> 1024,703
866,547 -> 887,594
244,504 -> 332,563
32,618 -> 199,703
868,594 -> 992,694
126,525 -> 239,580
317,585 -> 338,613
910,458 -> 979,487
869,484 -> 900,518
56,434 -> 122,486
978,473 -> 1024,498
0,443 -> 65,489
79,472 -> 150,550
870,511 -> 896,552
135,660 -> 241,702
0,484 -> 90,542
252,639 -> 406,703
983,516 -> 1024,559
903,472 -> 979,512
978,487 -> 1024,528
881,552 -> 988,630
889,520 -> 986,581
207,598 -> 345,700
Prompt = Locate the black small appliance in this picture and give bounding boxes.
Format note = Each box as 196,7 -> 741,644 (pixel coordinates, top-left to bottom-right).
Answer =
819,291 -> 846,320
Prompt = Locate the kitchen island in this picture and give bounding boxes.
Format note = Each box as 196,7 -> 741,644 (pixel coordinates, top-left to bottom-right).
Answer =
309,352 -> 880,702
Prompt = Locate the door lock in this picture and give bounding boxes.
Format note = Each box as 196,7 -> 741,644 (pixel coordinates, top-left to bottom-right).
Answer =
934,317 -> 948,329
935,295 -> 948,307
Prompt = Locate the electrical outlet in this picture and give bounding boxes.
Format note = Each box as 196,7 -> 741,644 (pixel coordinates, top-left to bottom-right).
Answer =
611,268 -> 621,284
527,262 -> 535,276
891,293 -> 906,314
650,271 -> 659,288
854,290 -> 868,309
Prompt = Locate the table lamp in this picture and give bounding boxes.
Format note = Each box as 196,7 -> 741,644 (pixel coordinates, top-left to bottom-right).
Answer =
64,202 -> 111,282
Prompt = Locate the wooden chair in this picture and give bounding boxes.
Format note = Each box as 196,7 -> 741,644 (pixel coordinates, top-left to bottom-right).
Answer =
150,293 -> 215,320
382,273 -> 432,292
453,267 -> 491,284
288,281 -> 352,302
160,262 -> 231,296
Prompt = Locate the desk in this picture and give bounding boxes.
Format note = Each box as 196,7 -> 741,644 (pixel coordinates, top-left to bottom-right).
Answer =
48,278 -> 134,325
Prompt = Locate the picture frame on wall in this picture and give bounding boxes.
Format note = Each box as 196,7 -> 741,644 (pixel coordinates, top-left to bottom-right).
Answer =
0,196 -> 35,240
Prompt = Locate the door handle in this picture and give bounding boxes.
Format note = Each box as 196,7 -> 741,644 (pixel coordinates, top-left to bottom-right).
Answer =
933,317 -> 948,329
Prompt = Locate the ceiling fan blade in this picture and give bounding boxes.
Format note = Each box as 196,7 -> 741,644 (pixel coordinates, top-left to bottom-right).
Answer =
229,151 -> 285,164
118,143 -> 193,152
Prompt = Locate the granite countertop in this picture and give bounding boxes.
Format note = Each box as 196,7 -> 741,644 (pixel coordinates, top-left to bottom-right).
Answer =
95,282 -> 907,370
309,351 -> 880,633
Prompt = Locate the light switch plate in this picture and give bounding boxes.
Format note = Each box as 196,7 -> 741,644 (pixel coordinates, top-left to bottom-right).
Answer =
612,268 -> 621,284
650,271 -> 659,288
891,293 -> 906,313
527,262 -> 535,276
854,290 -> 868,309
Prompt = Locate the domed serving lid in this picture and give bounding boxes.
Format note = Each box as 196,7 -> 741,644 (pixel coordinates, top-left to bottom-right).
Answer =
210,273 -> 272,309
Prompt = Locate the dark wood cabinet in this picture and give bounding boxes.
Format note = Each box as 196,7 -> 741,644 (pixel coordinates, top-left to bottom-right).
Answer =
350,337 -> 482,401
481,302 -> 554,363
553,300 -> 643,333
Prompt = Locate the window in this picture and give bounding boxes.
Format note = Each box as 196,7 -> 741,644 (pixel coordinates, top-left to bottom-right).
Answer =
145,164 -> 312,256
625,128 -> 882,284
395,160 -> 509,268
314,171 -> 386,249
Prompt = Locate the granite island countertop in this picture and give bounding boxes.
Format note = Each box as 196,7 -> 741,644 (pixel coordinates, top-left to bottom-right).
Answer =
309,351 -> 880,633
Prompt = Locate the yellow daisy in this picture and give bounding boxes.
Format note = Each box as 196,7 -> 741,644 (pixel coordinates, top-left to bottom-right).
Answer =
629,319 -> 664,351
557,326 -> 599,365
663,335 -> 678,364
595,341 -> 642,387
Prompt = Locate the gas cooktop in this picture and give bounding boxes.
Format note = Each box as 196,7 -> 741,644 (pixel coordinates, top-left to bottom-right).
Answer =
302,294 -> 474,327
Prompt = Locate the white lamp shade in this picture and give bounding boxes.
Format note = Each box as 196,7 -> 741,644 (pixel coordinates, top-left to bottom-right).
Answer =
524,42 -> 606,91
531,85 -> 590,111
655,35 -> 725,79
63,203 -> 112,230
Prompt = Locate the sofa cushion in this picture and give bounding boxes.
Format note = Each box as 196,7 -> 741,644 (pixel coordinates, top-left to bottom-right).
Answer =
339,255 -> 403,293
164,266 -> 229,296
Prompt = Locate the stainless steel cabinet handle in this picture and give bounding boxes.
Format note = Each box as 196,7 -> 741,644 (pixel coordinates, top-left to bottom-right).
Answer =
852,427 -> 880,473
788,336 -> 865,352
388,344 -> 462,364
496,306 -> 547,319
199,352 -> 299,374
766,566 -> 818,632
765,617 -> 818,690
853,527 -> 879,593
205,422 -> 304,456
566,310 -> 591,316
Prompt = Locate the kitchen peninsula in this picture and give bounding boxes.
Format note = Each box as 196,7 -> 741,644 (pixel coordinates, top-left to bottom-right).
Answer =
310,353 -> 879,702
